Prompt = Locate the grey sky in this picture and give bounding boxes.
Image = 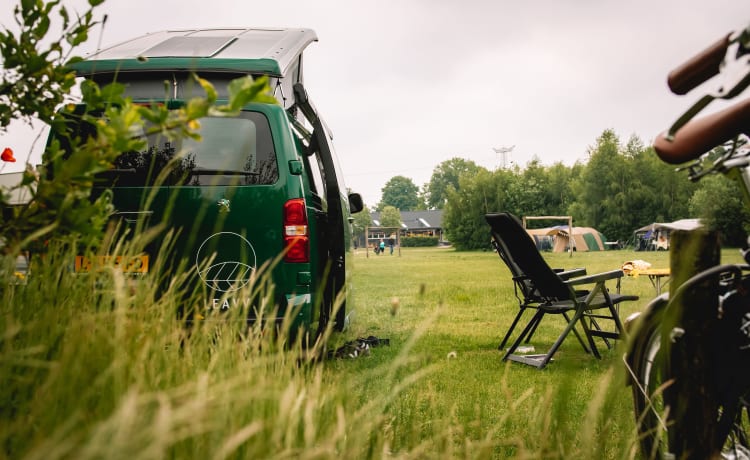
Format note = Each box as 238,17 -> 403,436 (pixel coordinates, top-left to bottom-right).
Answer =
1,1 -> 747,206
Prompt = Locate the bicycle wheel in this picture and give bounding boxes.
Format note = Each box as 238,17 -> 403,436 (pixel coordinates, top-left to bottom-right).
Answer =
630,307 -> 667,459
630,306 -> 750,459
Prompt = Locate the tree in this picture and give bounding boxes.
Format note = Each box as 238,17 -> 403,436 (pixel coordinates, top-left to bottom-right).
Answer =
628,142 -> 695,225
689,174 -> 750,246
0,0 -> 101,130
378,205 -> 402,228
425,157 -> 482,209
379,175 -> 421,211
506,159 -> 549,217
544,161 -> 582,216
0,0 -> 276,255
568,129 -> 640,242
351,203 -> 372,246
444,168 -> 509,250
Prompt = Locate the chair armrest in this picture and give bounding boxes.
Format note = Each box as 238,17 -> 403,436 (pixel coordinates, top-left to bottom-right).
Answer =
565,269 -> 624,286
556,267 -> 586,280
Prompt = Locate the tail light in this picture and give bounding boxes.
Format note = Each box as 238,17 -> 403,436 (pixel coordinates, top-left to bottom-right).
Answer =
283,198 -> 309,263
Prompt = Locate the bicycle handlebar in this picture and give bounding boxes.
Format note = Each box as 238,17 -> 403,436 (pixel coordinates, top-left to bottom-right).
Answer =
667,34 -> 731,95
654,97 -> 750,164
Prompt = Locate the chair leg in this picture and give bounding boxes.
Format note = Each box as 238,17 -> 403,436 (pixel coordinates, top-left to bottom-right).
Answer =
584,315 -> 611,349
502,308 -> 544,361
507,310 -> 587,369
541,311 -> 591,365
498,305 -> 529,350
577,313 -> 602,359
525,313 -> 543,343
503,306 -> 617,368
609,302 -> 625,335
581,300 -> 626,352
562,311 -> 592,354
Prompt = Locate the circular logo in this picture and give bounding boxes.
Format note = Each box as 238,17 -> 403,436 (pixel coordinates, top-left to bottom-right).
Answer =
195,232 -> 257,292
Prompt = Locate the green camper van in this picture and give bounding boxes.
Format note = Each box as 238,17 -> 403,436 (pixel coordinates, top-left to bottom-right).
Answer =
62,28 -> 362,337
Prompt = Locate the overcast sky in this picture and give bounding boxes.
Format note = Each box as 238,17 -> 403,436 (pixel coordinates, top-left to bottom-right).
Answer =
1,1 -> 748,206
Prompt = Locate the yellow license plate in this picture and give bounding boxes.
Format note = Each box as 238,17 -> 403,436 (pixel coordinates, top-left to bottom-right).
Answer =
74,255 -> 149,273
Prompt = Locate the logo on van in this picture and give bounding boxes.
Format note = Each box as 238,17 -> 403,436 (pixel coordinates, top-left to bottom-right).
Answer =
196,232 -> 257,292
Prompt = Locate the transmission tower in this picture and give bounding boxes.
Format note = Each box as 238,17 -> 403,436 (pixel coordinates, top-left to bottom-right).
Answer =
492,145 -> 515,169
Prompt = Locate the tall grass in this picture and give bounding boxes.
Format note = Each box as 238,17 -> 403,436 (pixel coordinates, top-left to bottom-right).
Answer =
3,241 -> 742,458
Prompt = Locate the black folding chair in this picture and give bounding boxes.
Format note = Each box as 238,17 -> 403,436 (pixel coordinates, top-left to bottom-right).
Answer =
485,212 -> 638,369
490,230 -> 588,351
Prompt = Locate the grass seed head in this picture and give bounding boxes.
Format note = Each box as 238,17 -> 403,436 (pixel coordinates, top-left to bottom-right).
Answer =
390,297 -> 400,316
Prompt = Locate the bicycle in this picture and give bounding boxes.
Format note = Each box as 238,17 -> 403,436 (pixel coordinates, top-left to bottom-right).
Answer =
626,23 -> 750,459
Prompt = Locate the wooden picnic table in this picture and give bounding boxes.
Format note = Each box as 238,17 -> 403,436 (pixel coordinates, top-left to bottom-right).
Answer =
629,268 -> 671,295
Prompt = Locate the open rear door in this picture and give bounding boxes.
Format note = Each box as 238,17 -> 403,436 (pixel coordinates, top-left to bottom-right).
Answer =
292,83 -> 349,332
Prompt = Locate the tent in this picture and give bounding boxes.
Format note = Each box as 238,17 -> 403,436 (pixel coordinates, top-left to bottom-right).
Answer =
526,226 -> 607,252
633,218 -> 702,251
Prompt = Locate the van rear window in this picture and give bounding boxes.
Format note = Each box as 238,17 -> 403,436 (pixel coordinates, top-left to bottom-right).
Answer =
60,110 -> 277,187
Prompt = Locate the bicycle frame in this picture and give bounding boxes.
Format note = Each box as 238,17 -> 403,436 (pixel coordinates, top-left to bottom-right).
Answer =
627,21 -> 750,459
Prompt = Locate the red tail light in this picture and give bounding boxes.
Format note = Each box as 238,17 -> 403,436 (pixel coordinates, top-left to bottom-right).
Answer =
283,198 -> 309,263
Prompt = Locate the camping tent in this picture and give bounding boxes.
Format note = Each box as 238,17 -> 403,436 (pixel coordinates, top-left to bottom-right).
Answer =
526,226 -> 607,252
633,218 -> 702,251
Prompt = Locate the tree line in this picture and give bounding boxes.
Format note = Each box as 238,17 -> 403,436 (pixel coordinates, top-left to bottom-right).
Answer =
365,129 -> 750,250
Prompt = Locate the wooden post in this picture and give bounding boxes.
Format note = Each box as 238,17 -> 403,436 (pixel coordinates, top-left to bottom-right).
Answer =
663,228 -> 720,458
365,226 -> 370,258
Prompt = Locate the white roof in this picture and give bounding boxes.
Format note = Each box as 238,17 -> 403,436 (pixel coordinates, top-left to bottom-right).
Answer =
635,218 -> 703,233
78,28 -> 317,77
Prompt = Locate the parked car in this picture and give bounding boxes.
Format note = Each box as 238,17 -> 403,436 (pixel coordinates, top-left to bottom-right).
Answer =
55,28 -> 362,339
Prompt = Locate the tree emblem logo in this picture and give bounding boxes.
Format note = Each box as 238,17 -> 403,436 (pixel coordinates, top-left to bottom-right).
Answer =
195,232 -> 256,292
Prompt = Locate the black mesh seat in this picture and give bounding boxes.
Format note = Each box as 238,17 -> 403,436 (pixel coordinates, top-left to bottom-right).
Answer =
486,212 -> 639,369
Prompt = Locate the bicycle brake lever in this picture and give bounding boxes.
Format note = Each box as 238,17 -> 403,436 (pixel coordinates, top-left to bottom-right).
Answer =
667,33 -> 750,139
667,95 -> 715,140
711,41 -> 750,99
675,158 -> 709,181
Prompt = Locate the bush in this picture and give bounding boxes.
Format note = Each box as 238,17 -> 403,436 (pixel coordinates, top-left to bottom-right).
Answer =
400,236 -> 439,247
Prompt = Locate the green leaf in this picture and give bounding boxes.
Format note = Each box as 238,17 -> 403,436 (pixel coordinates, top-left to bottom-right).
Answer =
33,15 -> 50,39
185,98 -> 210,120
58,6 -> 70,28
226,76 -> 277,111
79,79 -> 100,103
194,75 -> 217,103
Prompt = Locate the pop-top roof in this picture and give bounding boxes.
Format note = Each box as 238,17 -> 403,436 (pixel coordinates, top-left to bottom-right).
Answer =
71,28 -> 318,77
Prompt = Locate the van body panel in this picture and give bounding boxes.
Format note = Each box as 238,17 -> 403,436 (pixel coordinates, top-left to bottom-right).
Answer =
57,27 -> 357,336
93,102 -> 320,326
75,58 -> 283,76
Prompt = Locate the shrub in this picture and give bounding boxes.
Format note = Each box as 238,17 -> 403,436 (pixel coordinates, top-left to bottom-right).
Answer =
400,236 -> 439,247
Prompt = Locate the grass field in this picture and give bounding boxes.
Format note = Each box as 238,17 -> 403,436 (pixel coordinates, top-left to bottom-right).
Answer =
338,247 -> 657,458
341,246 -> 745,458
2,245 -> 744,458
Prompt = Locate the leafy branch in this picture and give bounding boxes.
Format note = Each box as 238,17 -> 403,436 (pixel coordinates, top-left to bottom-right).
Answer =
0,0 -> 277,256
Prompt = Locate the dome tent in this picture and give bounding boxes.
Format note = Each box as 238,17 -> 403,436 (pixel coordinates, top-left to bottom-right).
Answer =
525,226 -> 607,252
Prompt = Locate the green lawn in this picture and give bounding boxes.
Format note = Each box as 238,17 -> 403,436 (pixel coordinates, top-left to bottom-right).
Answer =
2,245 -> 743,458
338,246 -> 745,458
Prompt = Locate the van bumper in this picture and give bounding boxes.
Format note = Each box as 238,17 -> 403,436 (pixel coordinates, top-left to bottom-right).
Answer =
285,292 -> 313,329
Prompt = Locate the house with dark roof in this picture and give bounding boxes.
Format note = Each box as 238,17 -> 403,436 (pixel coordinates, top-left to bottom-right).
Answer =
366,209 -> 445,246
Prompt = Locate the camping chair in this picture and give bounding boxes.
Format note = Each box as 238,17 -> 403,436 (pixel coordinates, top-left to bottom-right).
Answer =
490,231 -> 588,352
485,212 -> 639,369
